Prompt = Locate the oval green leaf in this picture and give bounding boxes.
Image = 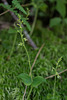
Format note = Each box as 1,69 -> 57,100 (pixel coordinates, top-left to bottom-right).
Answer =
18,73 -> 32,86
32,76 -> 46,87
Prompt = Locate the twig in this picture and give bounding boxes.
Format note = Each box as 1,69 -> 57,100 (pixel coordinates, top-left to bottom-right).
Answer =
22,86 -> 27,100
0,3 -> 31,16
0,9 -> 9,16
45,69 -> 67,79
1,0 -> 37,49
30,43 -> 44,73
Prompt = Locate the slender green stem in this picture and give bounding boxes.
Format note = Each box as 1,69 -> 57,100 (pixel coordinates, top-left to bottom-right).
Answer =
27,86 -> 33,100
30,9 -> 38,35
10,33 -> 17,57
20,31 -> 32,78
18,16 -> 32,77
17,17 -> 33,100
53,70 -> 56,99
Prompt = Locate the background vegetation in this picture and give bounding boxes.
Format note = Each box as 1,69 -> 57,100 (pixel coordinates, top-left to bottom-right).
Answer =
0,0 -> 67,100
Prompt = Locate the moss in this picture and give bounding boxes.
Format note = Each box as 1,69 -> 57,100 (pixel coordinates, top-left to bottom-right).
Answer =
0,26 -> 67,100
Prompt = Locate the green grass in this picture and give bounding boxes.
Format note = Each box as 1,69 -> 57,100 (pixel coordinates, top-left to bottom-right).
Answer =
0,24 -> 67,100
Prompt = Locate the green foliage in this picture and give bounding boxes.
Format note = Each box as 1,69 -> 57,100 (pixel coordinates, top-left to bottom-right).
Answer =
32,0 -> 44,4
49,0 -> 67,27
0,23 -> 67,99
18,73 -> 46,87
32,76 -> 46,87
0,4 -> 17,15
38,3 -> 47,12
0,0 -> 31,31
32,0 -> 47,10
0,0 -> 67,100
12,0 -> 27,15
56,0 -> 66,18
22,18 -> 31,31
18,73 -> 32,86
8,27 -> 17,33
50,17 -> 62,27
64,18 -> 67,24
